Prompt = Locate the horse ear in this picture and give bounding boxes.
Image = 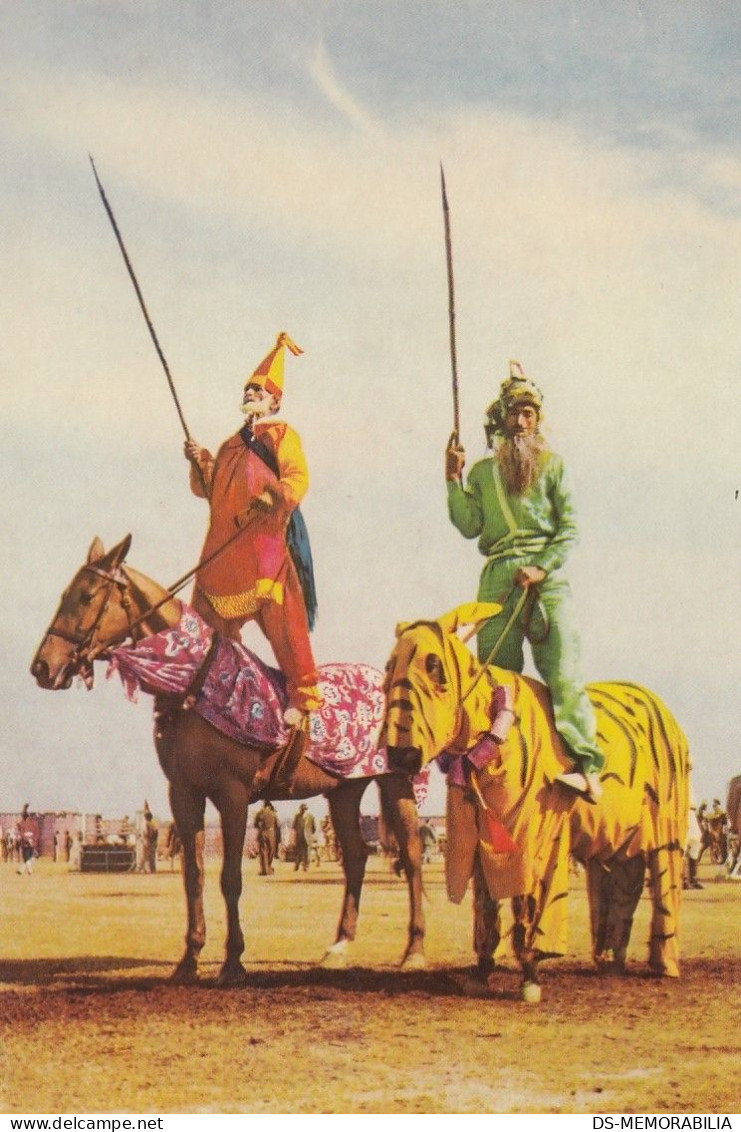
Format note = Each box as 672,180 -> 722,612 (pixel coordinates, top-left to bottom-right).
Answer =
87,537 -> 105,564
395,621 -> 412,638
437,602 -> 502,634
106,534 -> 132,568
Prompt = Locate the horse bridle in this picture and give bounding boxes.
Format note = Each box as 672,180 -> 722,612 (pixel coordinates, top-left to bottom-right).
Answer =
40,507 -> 265,681
43,563 -> 137,673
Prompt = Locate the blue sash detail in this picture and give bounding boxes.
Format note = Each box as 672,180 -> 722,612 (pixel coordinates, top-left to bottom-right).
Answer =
239,425 -> 318,631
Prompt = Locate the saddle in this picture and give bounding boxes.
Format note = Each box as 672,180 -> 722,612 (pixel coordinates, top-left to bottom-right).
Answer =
110,604 -> 431,806
179,631 -> 307,797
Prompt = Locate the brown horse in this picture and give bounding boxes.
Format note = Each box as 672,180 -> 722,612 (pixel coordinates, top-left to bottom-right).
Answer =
31,535 -> 425,986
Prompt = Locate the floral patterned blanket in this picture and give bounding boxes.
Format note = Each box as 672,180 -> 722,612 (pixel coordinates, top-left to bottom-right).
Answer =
107,605 -> 428,803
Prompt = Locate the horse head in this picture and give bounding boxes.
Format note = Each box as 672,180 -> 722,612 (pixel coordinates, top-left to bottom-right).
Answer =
382,601 -> 502,775
31,535 -> 133,691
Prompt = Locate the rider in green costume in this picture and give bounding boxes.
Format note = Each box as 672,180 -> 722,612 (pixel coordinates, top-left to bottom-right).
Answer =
445,362 -> 604,802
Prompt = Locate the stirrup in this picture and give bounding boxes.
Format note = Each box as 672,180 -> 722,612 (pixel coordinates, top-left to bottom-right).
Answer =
269,725 -> 308,797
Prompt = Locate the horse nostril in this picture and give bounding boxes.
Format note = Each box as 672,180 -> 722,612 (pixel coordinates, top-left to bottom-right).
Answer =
31,659 -> 50,686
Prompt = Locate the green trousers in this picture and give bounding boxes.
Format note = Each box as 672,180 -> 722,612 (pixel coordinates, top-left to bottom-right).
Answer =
476,561 -> 605,776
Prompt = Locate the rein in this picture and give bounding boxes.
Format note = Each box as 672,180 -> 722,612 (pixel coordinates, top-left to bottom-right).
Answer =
45,507 -> 262,669
460,584 -> 546,704
42,563 -> 139,676
93,510 -> 262,658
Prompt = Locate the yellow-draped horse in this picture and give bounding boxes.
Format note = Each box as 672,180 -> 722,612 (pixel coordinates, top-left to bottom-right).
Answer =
382,603 -> 690,1002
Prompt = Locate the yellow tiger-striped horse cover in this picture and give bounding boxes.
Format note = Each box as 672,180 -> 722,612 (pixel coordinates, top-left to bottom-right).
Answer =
382,603 -> 690,978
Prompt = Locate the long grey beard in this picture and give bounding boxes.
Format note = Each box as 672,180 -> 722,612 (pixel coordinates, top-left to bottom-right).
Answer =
496,434 -> 548,495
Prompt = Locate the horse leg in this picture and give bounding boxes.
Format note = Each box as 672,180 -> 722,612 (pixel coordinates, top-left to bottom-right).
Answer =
168,781 -> 206,984
511,828 -> 570,1004
320,781 -> 368,968
378,775 -> 426,969
585,857 -> 611,968
215,784 -> 250,988
647,842 -> 683,978
511,894 -> 541,1003
587,855 -> 645,973
609,856 -> 647,971
472,849 -> 501,981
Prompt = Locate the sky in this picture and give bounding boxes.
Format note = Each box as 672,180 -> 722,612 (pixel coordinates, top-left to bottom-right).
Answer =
2,1 -> 740,824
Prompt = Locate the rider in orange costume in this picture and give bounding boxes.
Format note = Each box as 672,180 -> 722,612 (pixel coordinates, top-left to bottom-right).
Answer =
185,333 -> 321,721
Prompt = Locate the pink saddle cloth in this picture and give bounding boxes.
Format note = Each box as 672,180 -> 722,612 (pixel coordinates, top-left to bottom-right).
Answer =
107,605 -> 429,804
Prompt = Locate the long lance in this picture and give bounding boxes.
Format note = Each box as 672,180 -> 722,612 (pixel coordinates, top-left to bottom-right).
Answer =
89,156 -> 208,495
90,156 -> 191,438
440,163 -> 460,438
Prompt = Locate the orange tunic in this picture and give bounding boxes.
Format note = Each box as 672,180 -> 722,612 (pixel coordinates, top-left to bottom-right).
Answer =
189,421 -> 321,711
190,421 -> 308,617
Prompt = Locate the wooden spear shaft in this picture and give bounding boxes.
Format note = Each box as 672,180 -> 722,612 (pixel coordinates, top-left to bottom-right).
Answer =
89,156 -> 209,496
440,163 -> 460,438
89,156 -> 193,441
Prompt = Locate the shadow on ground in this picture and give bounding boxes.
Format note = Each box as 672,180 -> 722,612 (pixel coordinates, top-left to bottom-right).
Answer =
0,957 -> 500,998
2,953 -> 738,1004
0,955 -> 171,988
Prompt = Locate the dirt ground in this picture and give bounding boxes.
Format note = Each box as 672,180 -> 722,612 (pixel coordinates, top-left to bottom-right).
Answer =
1,854 -> 739,1115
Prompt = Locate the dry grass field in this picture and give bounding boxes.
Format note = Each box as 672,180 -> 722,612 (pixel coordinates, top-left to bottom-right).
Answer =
1,854 -> 739,1115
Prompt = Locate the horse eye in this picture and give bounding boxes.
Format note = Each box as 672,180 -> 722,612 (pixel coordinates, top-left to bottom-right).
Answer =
78,592 -> 93,606
425,654 -> 445,684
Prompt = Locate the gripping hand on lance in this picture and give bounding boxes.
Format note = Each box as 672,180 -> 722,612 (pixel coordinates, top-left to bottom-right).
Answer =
184,438 -> 202,463
445,432 -> 466,482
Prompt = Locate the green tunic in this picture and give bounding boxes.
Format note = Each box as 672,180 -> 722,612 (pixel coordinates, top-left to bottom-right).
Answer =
447,451 -> 605,775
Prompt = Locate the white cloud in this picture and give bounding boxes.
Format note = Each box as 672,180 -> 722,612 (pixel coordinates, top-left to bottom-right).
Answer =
309,39 -> 382,138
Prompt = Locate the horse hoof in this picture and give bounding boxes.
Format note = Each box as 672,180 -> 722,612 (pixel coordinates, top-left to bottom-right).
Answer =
216,962 -> 249,988
477,956 -> 497,980
649,959 -> 680,979
170,959 -> 199,985
401,951 -> 427,971
170,964 -> 199,982
521,981 -> 542,1004
595,951 -> 627,976
321,941 -> 350,969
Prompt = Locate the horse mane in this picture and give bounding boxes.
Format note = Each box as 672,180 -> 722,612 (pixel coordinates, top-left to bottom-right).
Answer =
122,564 -> 182,635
